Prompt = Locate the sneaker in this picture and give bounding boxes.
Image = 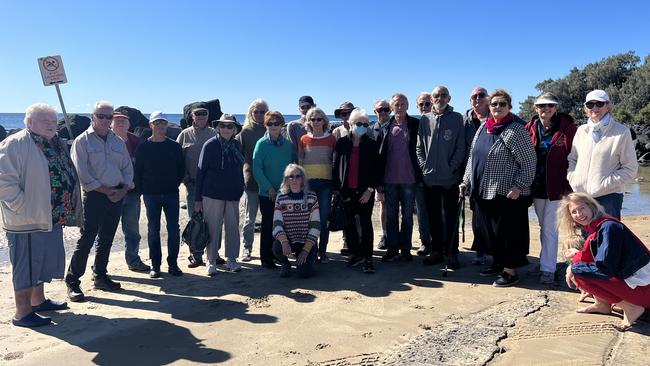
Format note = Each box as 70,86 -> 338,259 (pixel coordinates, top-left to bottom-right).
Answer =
381,252 -> 401,262
242,248 -> 252,262
280,264 -> 291,278
214,256 -> 226,265
187,256 -> 205,268
401,251 -> 413,262
207,264 -> 218,276
93,275 -> 121,291
377,236 -> 387,250
339,248 -> 350,257
128,260 -> 152,272
493,272 -> 519,287
227,258 -> 242,272
149,269 -> 161,278
480,265 -> 503,277
66,283 -> 85,302
12,312 -> 51,328
527,264 -> 541,276
362,260 -> 375,274
471,256 -> 487,266
423,251 -> 444,266
168,265 -> 183,277
32,299 -> 68,312
417,245 -> 432,256
319,252 -> 329,263
348,256 -> 365,267
539,271 -> 555,284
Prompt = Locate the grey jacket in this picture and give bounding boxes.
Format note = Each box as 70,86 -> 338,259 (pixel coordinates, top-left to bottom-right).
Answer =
416,106 -> 466,187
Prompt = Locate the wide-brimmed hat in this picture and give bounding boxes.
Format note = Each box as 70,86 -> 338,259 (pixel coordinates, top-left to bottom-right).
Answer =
213,113 -> 239,125
149,111 -> 168,123
585,89 -> 610,103
334,101 -> 355,118
534,92 -> 559,105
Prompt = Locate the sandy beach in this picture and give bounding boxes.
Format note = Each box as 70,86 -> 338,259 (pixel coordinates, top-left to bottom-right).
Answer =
1,196 -> 649,365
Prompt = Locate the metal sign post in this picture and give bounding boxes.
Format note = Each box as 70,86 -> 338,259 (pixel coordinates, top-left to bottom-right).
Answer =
37,55 -> 73,139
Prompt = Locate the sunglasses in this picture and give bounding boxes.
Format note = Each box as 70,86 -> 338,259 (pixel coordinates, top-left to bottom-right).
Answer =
286,174 -> 302,180
354,122 -> 369,127
375,107 -> 390,113
151,120 -> 167,126
193,110 -> 208,116
536,103 -> 557,109
299,105 -> 312,110
218,123 -> 235,130
471,92 -> 487,100
309,117 -> 324,122
490,101 -> 508,108
418,101 -> 432,108
253,110 -> 267,115
432,93 -> 448,99
339,111 -> 351,117
585,101 -> 606,109
95,113 -> 113,120
266,121 -> 282,127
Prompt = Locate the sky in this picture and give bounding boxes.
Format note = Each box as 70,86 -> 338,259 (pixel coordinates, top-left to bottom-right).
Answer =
1,0 -> 650,116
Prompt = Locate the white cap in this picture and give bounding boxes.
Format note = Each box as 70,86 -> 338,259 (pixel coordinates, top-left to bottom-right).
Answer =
585,89 -> 610,103
149,111 -> 168,123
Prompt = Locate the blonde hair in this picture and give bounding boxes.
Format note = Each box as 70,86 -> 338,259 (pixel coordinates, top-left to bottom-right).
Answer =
279,164 -> 308,194
557,192 -> 605,250
244,98 -> 269,127
304,107 -> 330,133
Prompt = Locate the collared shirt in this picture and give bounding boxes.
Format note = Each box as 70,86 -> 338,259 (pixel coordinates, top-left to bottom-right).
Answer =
176,125 -> 217,182
71,125 -> 134,192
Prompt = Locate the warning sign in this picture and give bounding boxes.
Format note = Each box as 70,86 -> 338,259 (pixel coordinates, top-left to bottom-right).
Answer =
37,55 -> 68,86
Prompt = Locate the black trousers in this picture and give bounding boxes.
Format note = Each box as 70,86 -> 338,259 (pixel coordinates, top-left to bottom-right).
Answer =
341,189 -> 375,260
259,195 -> 275,265
66,191 -> 123,285
424,184 -> 460,255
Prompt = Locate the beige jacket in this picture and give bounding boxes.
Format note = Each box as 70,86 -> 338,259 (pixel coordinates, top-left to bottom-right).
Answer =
567,118 -> 637,197
0,129 -> 82,233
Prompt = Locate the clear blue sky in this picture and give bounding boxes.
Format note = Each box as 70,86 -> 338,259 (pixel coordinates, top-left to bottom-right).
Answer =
2,0 -> 649,116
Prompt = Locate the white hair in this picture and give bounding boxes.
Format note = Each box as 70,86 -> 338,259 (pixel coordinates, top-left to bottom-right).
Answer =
24,103 -> 57,127
92,100 -> 113,114
349,108 -> 369,123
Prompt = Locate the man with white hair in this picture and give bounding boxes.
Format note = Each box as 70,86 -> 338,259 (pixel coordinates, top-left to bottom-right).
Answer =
0,103 -> 82,326
66,101 -> 133,302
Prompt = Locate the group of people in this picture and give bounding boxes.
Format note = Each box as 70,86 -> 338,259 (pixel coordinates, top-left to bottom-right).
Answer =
1,87 -> 648,330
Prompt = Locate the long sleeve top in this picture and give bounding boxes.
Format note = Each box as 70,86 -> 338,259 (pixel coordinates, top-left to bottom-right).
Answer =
272,190 -> 320,247
134,138 -> 184,195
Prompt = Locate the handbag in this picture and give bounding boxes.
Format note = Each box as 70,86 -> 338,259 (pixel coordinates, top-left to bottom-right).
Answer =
182,211 -> 210,253
328,198 -> 346,232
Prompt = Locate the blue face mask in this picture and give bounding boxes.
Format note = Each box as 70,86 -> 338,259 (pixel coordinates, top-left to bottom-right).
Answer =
351,125 -> 367,137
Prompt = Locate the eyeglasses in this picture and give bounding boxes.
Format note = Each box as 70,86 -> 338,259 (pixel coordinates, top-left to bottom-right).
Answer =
432,93 -> 449,99
218,123 -> 235,130
535,104 -> 557,109
354,122 -> 369,127
418,101 -> 432,108
95,113 -> 113,120
151,120 -> 167,126
585,101 -> 606,109
375,107 -> 390,113
490,101 -> 508,108
253,110 -> 267,115
471,92 -> 487,100
286,174 -> 302,180
266,121 -> 282,127
309,117 -> 324,122
193,110 -> 208,117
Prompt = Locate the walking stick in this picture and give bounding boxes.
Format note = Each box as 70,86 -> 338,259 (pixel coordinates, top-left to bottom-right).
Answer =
442,196 -> 465,277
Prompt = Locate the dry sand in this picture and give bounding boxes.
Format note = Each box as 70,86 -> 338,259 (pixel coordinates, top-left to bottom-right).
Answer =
0,199 -> 649,365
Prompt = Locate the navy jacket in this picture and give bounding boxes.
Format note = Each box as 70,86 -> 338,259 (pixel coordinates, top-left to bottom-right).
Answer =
195,136 -> 244,202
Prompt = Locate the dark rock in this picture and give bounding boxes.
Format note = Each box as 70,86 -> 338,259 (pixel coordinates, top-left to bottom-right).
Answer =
57,114 -> 91,139
0,124 -> 6,142
115,106 -> 150,132
181,99 -> 222,129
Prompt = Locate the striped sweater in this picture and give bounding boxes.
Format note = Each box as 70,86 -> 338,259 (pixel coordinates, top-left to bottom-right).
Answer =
272,191 -> 320,246
299,133 -> 336,180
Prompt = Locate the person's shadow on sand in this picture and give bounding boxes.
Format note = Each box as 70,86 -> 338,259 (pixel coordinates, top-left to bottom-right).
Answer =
34,313 -> 230,365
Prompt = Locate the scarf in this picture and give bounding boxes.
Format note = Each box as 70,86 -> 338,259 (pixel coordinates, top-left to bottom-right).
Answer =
485,113 -> 513,134
586,113 -> 612,143
218,135 -> 244,169
263,131 -> 287,146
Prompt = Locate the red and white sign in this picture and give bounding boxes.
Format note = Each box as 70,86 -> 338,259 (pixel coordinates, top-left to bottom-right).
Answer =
38,55 -> 68,86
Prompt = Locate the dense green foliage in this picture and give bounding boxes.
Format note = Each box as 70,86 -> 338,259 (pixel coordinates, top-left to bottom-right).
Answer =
519,52 -> 650,124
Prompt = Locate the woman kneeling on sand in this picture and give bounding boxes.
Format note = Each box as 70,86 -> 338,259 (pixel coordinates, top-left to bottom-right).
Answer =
558,192 -> 650,330
272,164 -> 320,278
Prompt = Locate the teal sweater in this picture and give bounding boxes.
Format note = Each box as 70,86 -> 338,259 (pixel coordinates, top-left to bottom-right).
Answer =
252,136 -> 294,197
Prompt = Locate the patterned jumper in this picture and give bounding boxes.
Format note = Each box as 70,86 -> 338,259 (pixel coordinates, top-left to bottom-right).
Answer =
272,191 -> 320,246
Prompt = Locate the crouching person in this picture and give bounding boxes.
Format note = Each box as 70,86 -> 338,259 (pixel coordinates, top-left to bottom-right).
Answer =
0,103 -> 82,327
272,164 -> 320,278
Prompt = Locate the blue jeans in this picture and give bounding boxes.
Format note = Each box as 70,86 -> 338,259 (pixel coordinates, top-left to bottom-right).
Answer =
121,190 -> 142,266
143,193 -> 180,270
384,183 -> 416,255
415,184 -> 431,246
595,193 -> 624,219
308,179 -> 331,254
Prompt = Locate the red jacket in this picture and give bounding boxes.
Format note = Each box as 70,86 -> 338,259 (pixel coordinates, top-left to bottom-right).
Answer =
525,113 -> 577,200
